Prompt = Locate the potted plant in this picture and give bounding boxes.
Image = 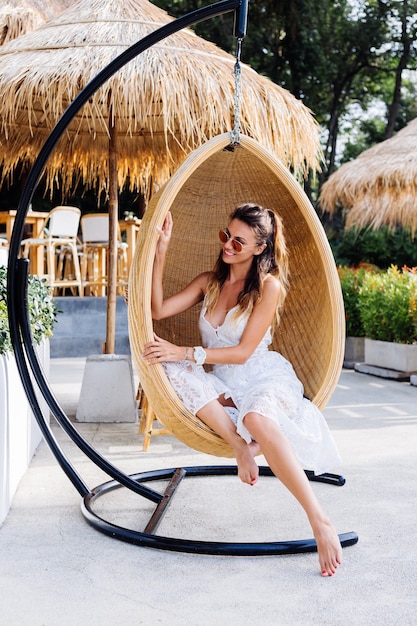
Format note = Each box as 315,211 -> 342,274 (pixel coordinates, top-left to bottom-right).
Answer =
0,265 -> 57,525
358,265 -> 417,372
0,266 -> 57,355
338,265 -> 371,367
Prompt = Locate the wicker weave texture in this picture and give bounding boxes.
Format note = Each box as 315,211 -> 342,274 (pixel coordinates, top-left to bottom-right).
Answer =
128,134 -> 344,457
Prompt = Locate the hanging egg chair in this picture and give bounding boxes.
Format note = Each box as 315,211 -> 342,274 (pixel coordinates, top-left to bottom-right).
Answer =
7,0 -> 357,557
128,133 -> 345,457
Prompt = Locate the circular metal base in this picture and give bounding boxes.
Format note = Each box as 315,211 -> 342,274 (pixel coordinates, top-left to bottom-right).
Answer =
81,465 -> 359,556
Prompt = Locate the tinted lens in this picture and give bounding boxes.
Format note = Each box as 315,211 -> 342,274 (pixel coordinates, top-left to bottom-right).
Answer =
219,229 -> 228,244
231,239 -> 243,252
219,229 -> 243,252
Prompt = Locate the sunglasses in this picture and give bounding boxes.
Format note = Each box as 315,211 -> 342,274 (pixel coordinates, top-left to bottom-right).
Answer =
218,229 -> 260,253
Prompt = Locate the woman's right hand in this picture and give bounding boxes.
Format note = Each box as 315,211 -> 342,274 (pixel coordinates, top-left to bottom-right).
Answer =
155,211 -> 173,254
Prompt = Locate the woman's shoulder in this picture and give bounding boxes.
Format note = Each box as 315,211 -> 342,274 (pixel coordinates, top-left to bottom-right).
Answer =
195,271 -> 214,289
263,273 -> 280,293
187,271 -> 214,298
259,274 -> 281,308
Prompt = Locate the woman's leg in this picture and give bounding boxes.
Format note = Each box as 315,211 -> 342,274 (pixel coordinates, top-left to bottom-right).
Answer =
197,400 -> 259,485
244,411 -> 342,577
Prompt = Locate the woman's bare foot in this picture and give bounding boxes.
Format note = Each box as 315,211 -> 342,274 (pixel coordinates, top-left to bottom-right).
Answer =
235,444 -> 259,485
311,516 -> 343,577
249,440 -> 261,457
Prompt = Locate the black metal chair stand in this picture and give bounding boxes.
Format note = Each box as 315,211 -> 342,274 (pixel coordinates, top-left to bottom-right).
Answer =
7,0 -> 359,559
81,465 -> 358,556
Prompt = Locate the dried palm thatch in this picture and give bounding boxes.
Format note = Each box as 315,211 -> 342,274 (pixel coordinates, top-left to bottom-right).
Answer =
0,0 -> 72,46
0,0 -> 322,199
319,118 -> 417,234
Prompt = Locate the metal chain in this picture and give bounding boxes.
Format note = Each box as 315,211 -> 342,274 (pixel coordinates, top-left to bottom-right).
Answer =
229,37 -> 243,147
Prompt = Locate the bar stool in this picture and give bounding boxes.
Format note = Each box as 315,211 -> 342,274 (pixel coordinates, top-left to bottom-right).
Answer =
20,206 -> 83,296
80,213 -> 128,296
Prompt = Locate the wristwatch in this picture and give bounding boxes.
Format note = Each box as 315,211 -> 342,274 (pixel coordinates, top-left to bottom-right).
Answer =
193,346 -> 206,366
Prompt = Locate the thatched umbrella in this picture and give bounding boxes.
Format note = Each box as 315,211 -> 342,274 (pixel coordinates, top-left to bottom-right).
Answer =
0,0 -> 321,194
0,0 -> 72,45
0,0 -> 322,352
319,118 -> 417,234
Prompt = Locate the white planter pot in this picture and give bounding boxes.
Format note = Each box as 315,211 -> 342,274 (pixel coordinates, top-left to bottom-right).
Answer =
365,338 -> 417,373
0,340 -> 50,526
344,336 -> 365,367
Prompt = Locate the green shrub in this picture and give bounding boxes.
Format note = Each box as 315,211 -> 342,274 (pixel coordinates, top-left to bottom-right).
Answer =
330,225 -> 417,269
358,265 -> 417,344
0,265 -> 57,356
338,265 -> 374,337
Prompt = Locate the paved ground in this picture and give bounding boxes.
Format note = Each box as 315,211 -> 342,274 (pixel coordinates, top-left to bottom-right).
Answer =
1,358 -> 417,625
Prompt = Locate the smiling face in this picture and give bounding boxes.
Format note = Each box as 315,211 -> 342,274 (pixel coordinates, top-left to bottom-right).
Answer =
220,218 -> 265,265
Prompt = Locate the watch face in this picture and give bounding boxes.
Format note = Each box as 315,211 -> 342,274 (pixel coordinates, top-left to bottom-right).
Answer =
194,346 -> 206,365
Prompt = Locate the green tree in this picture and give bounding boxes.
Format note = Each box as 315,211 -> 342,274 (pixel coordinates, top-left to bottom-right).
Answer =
153,1 -> 387,180
283,0 -> 387,182
380,0 -> 417,139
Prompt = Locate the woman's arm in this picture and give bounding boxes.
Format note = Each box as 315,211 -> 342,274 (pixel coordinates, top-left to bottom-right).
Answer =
151,212 -> 210,320
144,276 -> 281,365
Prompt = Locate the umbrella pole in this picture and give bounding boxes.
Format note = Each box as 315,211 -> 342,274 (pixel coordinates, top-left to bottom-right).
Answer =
104,112 -> 118,354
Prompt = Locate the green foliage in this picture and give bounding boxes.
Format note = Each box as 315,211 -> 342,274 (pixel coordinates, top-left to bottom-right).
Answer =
358,265 -> 417,343
338,265 -> 374,336
151,0 -> 238,53
153,1 -> 417,191
0,299 -> 10,354
330,226 -> 417,269
341,117 -> 387,162
0,265 -> 57,356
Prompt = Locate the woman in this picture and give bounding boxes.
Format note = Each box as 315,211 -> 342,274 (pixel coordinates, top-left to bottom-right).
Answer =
143,203 -> 342,576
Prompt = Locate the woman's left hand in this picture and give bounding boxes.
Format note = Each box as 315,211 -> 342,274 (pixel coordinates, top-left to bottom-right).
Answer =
142,333 -> 184,364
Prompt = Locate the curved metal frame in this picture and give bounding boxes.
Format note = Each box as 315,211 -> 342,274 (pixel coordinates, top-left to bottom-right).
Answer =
82,466 -> 358,555
6,0 -> 358,555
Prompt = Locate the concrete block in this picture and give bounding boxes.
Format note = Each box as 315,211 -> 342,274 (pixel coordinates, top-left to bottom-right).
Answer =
76,354 -> 137,423
410,374 -> 417,387
365,338 -> 417,373
343,336 -> 365,369
354,362 -> 410,381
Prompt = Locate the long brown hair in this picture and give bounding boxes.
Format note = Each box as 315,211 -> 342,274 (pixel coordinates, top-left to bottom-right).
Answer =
206,203 -> 289,325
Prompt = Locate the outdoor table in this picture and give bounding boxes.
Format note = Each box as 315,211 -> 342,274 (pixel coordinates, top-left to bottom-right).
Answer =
0,211 -> 140,283
0,210 -> 47,275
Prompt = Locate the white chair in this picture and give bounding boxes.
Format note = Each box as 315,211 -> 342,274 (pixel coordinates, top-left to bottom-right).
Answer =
0,238 -> 8,267
21,206 -> 83,296
80,213 -> 128,296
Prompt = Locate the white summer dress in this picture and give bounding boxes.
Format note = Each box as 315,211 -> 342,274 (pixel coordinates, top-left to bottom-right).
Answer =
162,302 -> 342,475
